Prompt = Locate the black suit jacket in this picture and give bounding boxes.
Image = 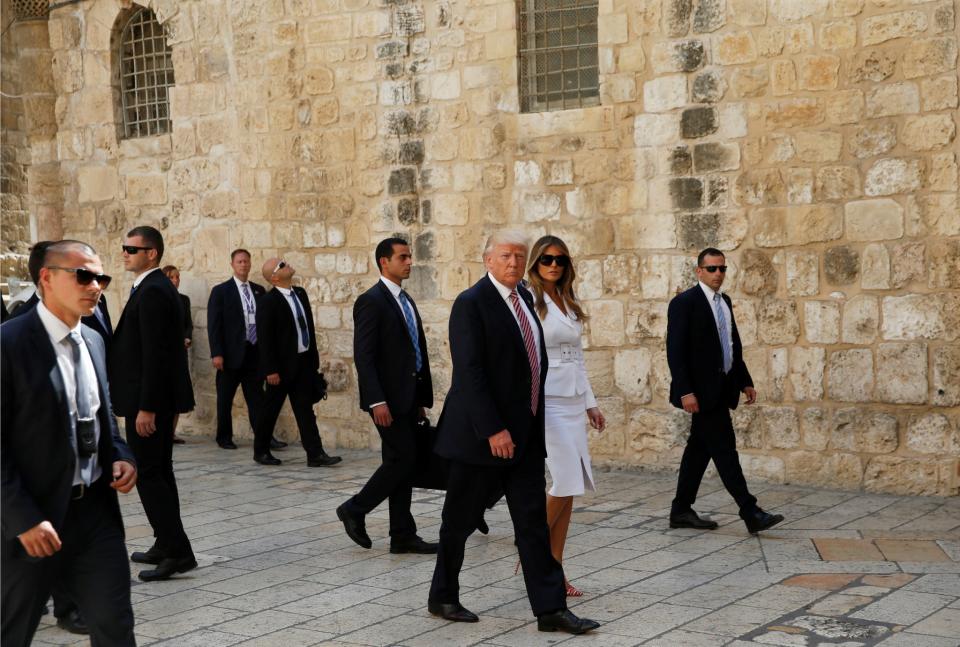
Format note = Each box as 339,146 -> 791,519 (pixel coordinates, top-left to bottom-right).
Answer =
9,292 -> 112,343
667,285 -> 753,412
179,294 -> 193,341
0,310 -> 135,560
353,280 -> 433,415
256,286 -> 319,380
207,278 -> 266,370
108,269 -> 195,417
434,276 -> 547,467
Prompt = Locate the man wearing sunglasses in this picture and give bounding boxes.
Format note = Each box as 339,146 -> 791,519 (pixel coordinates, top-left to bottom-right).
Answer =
1,240 -> 137,646
666,248 -> 784,535
252,257 -> 342,467
109,226 -> 197,581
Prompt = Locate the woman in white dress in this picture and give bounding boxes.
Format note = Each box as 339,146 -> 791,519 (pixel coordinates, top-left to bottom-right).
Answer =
526,235 -> 605,597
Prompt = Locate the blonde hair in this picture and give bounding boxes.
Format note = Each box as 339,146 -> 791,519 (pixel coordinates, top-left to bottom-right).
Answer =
525,235 -> 588,322
482,230 -> 529,257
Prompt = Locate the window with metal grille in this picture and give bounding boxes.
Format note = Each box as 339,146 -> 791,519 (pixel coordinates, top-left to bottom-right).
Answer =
518,0 -> 600,113
118,7 -> 175,139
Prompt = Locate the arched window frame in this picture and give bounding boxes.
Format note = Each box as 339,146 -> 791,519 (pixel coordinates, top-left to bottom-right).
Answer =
114,5 -> 175,140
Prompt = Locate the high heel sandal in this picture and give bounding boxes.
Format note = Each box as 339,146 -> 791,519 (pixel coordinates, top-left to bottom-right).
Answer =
565,580 -> 583,597
514,559 -> 521,575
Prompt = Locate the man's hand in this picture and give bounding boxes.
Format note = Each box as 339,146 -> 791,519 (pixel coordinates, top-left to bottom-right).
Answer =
372,403 -> 393,427
587,407 -> 606,432
266,373 -> 280,386
18,521 -> 61,558
488,429 -> 515,460
135,410 -> 156,437
212,356 -> 225,371
681,394 -> 699,414
111,461 -> 137,493
184,338 -> 192,349
743,386 -> 757,405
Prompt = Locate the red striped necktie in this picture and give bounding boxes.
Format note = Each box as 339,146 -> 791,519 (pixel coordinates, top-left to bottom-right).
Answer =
509,290 -> 540,415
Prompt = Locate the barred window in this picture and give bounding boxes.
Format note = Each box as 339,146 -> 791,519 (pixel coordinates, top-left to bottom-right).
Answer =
118,7 -> 175,139
518,0 -> 600,113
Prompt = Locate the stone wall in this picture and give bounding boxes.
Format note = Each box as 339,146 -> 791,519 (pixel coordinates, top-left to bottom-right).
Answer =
6,0 -> 958,495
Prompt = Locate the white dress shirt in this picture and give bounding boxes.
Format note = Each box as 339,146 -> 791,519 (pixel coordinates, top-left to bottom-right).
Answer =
487,273 -> 541,351
132,266 -> 161,290
36,302 -> 102,486
233,276 -> 257,326
698,281 -> 732,354
276,286 -> 309,353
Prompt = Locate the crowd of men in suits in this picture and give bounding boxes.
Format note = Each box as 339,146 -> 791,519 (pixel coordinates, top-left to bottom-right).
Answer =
2,225 -> 786,643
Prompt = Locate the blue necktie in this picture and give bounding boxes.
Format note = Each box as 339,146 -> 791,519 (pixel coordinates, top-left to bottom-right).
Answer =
714,293 -> 732,374
399,291 -> 422,372
288,290 -> 309,349
129,284 -> 137,298
241,283 -> 257,344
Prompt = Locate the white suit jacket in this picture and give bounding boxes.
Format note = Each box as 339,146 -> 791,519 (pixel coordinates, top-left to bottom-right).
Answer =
541,293 -> 598,409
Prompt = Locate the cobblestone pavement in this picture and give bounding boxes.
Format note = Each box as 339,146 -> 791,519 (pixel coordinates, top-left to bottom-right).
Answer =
34,442 -> 960,646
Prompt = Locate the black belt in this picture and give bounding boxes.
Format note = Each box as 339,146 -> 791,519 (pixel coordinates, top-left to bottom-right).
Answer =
71,480 -> 100,500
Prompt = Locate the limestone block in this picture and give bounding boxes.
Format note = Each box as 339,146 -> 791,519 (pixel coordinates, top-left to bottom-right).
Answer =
864,456 -> 939,496
928,153 -> 958,192
876,342 -> 927,404
693,0 -> 725,32
794,131 -> 842,163
862,10 -> 927,46
848,121 -> 897,159
915,194 -> 959,236
881,294 -> 946,340
928,240 -> 960,289
824,90 -> 864,125
901,114 -> 956,152
513,161 -> 541,187
931,344 -> 960,406
771,348 -> 789,403
758,299 -> 800,345
770,0 -> 827,22
730,65 -> 767,98
601,74 -> 637,103
460,127 -> 502,160
850,48 -> 897,84
613,347 -> 653,403
861,244 -> 891,290
785,251 -> 819,297
902,37 -> 958,79
639,254 -> 672,300
77,165 -> 118,203
785,451 -> 863,489
544,160 -> 573,186
518,192 -> 560,222
843,198 -> 904,242
800,407 -> 829,450
906,414 -> 952,454
304,67 -> 335,95
432,194 -> 469,226
597,13 -> 629,44
819,19 -> 857,50
864,158 -> 923,197
628,407 -> 689,454
830,408 -> 896,454
626,301 -> 668,342
798,55 -> 840,91
921,74 -> 959,111
815,166 -> 861,202
592,300 -> 626,347
124,174 -> 167,206
762,407 -> 800,449
675,211 -> 747,251
692,142 -> 739,173
803,301 -> 840,344
789,347 -> 825,401
840,295 -> 878,343
717,103 -> 748,139
662,0 -> 692,37
642,74 -> 687,112
740,454 -> 786,483
651,40 -> 705,74
756,27 -> 785,57
784,23 -> 815,53
888,241 -> 923,289
728,0 -> 766,26
827,349 -> 873,402
752,205 -> 843,248
738,249 -> 777,295
824,245 -> 859,286
714,31 -> 757,65
430,71 -> 461,100
785,168 -> 813,204
764,98 -> 824,129
865,82 -> 920,118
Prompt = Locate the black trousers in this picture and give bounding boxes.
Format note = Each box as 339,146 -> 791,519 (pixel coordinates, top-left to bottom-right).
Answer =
430,445 -> 566,617
671,404 -> 758,517
216,344 -> 264,444
343,411 -> 418,540
1,480 -> 136,647
125,412 -> 194,558
254,353 -> 323,457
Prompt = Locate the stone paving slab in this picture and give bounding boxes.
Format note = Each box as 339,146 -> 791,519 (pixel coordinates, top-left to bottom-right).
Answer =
31,442 -> 960,646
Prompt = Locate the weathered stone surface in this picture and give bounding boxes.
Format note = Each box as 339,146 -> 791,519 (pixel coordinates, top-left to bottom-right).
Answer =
668,177 -> 703,210
865,82 -> 920,118
798,55 -> 840,91
634,113 -> 679,146
613,348 -> 650,403
841,295 -> 878,344
77,165 -> 117,203
914,194 -> 960,236
680,106 -> 717,138
770,60 -> 796,96
862,10 -> 927,46
849,122 -> 897,159
831,408 -> 897,453
626,300 -> 668,341
901,114 -> 956,152
921,74 -> 959,111
785,451 -> 863,489
692,69 -> 726,103
906,414 -> 953,454
819,19 -> 857,50
651,39 -> 705,73
881,294 -> 953,341
692,142 -> 739,172
824,245 -> 860,286
785,251 -> 818,296
795,131 -> 842,163
770,0 -> 827,22
824,89 -> 864,125
663,0 -> 693,37
849,48 -> 896,84
764,98 -> 824,129
891,241 -> 925,289
815,166 -> 861,201
864,158 -> 923,197
844,198 -> 903,241
790,347 -> 825,401
928,239 -> 960,289
643,75 -> 687,112
758,299 -> 800,345
902,37 -> 958,79
861,244 -> 891,290
827,349 -> 873,402
738,249 -> 777,296
728,0 -> 766,26
864,457 -> 939,496
805,301 -> 841,344
715,31 -> 757,65
931,344 -> 960,406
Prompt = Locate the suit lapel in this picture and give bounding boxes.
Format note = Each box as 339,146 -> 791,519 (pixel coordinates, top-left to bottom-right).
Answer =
479,276 -> 529,364
375,280 -> 409,332
693,286 -> 725,362
27,311 -> 73,438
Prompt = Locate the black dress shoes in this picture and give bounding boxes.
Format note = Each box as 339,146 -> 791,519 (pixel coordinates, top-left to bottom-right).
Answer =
428,601 -> 479,623
336,504 -> 372,549
477,518 -> 489,535
138,556 -> 198,582
56,609 -> 89,635
270,437 -> 288,449
537,609 -> 601,634
670,510 -> 719,530
218,441 -> 238,450
130,546 -> 166,565
307,452 -> 342,467
254,453 -> 282,466
390,536 -> 439,554
743,509 -> 785,534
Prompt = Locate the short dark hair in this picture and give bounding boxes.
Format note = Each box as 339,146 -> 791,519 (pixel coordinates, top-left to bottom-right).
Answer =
697,248 -> 724,266
28,241 -> 54,284
374,237 -> 409,273
126,225 -> 164,262
231,248 -> 251,260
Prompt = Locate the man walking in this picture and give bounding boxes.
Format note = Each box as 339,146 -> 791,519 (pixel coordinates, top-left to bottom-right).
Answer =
427,231 -> 599,635
253,258 -> 341,467
1,240 -> 137,645
109,225 -> 197,581
666,247 -> 784,534
337,238 -> 438,554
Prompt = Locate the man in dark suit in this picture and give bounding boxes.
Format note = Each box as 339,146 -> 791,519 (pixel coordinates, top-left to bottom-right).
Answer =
667,247 -> 784,534
207,249 -> 284,451
336,238 -> 438,554
252,257 -> 341,467
427,231 -> 599,635
1,240 -> 137,646
109,225 -> 197,581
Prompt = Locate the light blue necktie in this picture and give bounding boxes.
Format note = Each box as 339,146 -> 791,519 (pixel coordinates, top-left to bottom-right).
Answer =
288,290 -> 309,349
66,332 -> 97,485
241,283 -> 257,344
714,293 -> 732,374
398,291 -> 422,372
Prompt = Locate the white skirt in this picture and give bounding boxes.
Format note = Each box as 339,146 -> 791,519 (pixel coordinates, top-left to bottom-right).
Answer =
544,393 -> 596,497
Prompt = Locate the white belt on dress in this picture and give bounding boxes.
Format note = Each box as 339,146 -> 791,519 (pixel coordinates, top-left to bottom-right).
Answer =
546,343 -> 582,362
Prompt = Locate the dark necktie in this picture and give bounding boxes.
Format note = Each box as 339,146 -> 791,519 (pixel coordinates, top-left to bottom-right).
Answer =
509,290 -> 540,415
398,291 -> 422,372
66,332 -> 96,484
288,290 -> 309,349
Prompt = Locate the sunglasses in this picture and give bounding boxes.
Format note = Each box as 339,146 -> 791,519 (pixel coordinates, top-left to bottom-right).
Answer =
122,245 -> 153,255
272,260 -> 287,274
538,254 -> 570,267
700,265 -> 727,273
45,266 -> 112,289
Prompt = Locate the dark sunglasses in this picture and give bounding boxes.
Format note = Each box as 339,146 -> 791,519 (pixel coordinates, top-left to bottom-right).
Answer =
272,260 -> 287,274
700,265 -> 727,273
121,245 -> 153,255
538,254 -> 570,267
45,266 -> 112,289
